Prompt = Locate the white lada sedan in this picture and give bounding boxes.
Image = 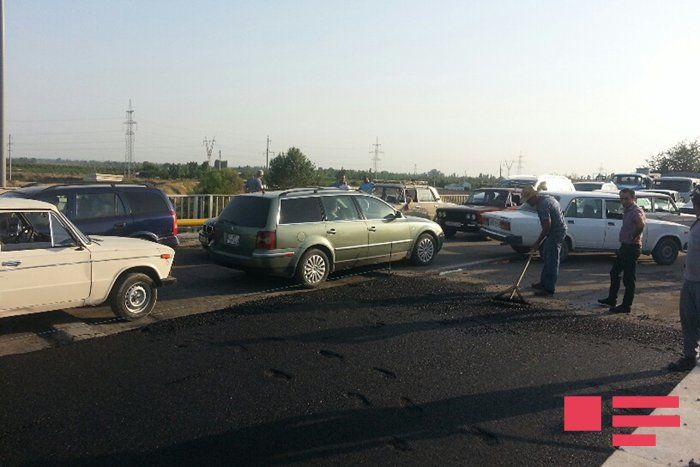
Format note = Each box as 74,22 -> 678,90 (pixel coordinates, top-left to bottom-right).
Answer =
0,198 -> 176,320
480,191 -> 690,265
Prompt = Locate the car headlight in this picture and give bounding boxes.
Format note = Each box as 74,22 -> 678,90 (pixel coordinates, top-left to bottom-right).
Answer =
438,211 -> 445,218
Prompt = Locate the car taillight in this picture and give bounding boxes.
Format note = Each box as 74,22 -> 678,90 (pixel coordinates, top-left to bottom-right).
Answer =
171,210 -> 179,236
256,231 -> 277,250
500,220 -> 511,231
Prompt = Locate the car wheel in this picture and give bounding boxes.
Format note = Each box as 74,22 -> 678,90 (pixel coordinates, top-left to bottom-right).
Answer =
110,273 -> 158,321
652,237 -> 678,265
411,233 -> 437,266
443,227 -> 457,238
511,245 -> 530,254
296,248 -> 330,288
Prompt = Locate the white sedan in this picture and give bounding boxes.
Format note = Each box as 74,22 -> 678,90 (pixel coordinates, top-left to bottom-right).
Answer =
480,191 -> 689,265
0,198 -> 176,320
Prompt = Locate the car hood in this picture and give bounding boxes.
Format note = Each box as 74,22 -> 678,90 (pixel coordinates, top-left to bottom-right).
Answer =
404,215 -> 440,225
438,204 -> 502,212
86,236 -> 174,256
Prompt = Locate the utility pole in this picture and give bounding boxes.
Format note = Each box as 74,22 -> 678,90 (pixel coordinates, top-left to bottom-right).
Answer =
124,100 -> 137,179
218,149 -> 222,170
203,136 -> 216,166
0,0 -> 6,188
369,137 -> 383,174
503,159 -> 515,177
414,163 -> 417,176
7,133 -> 11,181
265,135 -> 271,171
516,151 -> 525,174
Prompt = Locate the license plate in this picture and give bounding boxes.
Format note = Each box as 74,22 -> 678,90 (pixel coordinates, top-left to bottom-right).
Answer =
445,221 -> 462,227
225,233 -> 240,246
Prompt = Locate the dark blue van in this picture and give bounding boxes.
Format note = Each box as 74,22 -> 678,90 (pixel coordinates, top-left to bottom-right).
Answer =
2,184 -> 179,247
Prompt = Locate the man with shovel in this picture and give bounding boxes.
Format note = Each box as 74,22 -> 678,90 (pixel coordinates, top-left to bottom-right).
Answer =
521,186 -> 567,297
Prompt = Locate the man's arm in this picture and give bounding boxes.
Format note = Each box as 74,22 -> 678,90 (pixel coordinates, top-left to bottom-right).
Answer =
632,214 -> 645,239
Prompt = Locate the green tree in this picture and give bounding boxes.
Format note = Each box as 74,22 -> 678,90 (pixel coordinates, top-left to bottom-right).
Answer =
194,168 -> 244,194
267,147 -> 318,189
648,140 -> 700,174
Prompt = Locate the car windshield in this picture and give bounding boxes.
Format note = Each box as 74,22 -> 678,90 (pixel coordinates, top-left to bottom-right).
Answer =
654,179 -> 692,192
466,190 -> 509,207
219,196 -> 270,228
497,178 -> 536,189
574,183 -> 601,191
613,175 -> 642,185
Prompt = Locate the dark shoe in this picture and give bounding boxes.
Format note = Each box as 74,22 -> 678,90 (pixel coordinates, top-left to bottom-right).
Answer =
608,305 -> 631,314
668,357 -> 697,372
598,297 -> 616,307
534,289 -> 554,297
531,282 -> 544,290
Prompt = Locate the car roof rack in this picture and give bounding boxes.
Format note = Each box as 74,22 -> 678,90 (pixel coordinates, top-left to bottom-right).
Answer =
34,182 -> 151,193
277,187 -> 346,197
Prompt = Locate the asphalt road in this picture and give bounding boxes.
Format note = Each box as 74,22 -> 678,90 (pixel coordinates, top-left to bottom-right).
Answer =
0,234 -> 512,358
0,273 -> 685,465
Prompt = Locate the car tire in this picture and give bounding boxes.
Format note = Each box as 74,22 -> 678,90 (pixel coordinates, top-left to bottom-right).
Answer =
296,248 -> 331,288
411,233 -> 437,266
109,273 -> 158,321
652,237 -> 679,265
443,227 -> 457,238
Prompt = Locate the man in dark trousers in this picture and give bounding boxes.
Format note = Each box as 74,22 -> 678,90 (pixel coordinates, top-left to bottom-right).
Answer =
668,187 -> 700,371
598,188 -> 646,313
521,186 -> 567,297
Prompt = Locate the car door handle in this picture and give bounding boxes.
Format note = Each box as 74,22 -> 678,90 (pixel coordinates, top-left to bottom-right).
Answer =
608,222 -> 615,226
2,261 -> 21,267
326,229 -> 336,235
114,222 -> 126,229
567,220 -> 575,224
368,226 -> 377,232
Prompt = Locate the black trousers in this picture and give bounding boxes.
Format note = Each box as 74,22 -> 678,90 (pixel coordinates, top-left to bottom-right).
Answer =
607,244 -> 641,307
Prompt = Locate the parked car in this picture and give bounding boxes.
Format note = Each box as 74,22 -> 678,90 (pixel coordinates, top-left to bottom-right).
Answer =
0,198 -> 176,320
680,201 -> 695,215
611,173 -> 654,190
208,188 -> 445,287
498,174 -> 575,192
480,191 -> 689,265
639,189 -> 682,203
2,184 -> 179,247
573,181 -> 618,192
199,217 -> 217,249
444,181 -> 472,191
436,188 -> 522,237
371,180 -> 455,220
652,177 -> 700,203
635,192 -> 696,227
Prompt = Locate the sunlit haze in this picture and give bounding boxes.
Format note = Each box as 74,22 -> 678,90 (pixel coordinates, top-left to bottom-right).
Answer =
7,0 -> 700,176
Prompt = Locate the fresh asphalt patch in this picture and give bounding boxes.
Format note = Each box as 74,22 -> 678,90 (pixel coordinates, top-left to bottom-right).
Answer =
0,275 -> 687,466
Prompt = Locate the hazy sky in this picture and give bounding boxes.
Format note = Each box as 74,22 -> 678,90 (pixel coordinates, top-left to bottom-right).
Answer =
6,0 -> 700,176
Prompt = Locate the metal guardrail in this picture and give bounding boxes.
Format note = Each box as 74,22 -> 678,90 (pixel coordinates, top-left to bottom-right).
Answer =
170,193 -> 471,225
168,194 -> 234,221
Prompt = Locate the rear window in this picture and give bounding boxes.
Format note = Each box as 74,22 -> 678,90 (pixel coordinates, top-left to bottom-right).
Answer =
219,196 -> 270,228
654,180 -> 692,192
280,198 -> 323,224
121,190 -> 169,215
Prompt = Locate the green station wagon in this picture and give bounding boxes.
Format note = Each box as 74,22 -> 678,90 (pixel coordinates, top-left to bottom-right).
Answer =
208,188 -> 445,287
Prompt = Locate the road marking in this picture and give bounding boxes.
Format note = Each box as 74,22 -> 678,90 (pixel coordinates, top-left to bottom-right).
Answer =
435,254 -> 518,275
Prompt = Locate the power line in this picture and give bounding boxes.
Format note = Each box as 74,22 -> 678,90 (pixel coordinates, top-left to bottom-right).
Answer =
266,135 -> 271,171
369,137 -> 383,173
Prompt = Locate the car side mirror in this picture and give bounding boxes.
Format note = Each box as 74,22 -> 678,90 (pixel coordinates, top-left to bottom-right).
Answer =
394,211 -> 403,219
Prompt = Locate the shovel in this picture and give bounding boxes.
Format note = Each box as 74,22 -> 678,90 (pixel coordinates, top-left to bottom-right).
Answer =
493,252 -> 535,305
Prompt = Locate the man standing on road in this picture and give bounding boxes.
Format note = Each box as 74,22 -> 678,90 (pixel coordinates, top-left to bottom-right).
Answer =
522,186 -> 567,297
668,187 -> 700,372
359,176 -> 374,194
333,174 -> 350,190
598,189 -> 646,314
245,170 -> 264,193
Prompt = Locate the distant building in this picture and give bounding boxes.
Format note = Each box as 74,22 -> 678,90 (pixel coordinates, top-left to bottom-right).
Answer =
84,173 -> 123,182
214,160 -> 228,170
